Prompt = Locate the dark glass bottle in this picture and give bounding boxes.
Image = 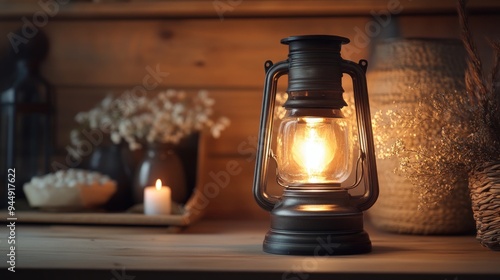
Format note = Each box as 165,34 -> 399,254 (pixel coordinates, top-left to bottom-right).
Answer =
0,30 -> 53,207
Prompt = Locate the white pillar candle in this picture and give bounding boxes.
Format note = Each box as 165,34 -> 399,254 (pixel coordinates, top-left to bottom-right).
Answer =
144,179 -> 171,215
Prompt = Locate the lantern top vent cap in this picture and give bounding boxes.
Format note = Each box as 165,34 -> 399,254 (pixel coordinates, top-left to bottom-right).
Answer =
281,35 -> 350,45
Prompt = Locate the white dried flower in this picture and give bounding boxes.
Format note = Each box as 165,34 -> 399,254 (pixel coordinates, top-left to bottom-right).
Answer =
70,89 -> 229,150
74,112 -> 86,123
110,132 -> 121,144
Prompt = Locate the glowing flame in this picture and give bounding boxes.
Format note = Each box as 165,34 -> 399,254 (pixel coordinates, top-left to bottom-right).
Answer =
292,118 -> 336,182
155,179 -> 162,190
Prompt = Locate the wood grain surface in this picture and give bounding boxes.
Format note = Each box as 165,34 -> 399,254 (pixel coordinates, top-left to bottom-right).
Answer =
0,220 -> 499,279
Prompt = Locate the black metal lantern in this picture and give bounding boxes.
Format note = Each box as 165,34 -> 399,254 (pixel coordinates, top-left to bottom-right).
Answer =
253,35 -> 379,255
0,30 -> 53,205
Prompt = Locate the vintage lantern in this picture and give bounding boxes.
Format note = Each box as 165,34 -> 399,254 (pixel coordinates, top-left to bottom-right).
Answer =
253,35 -> 379,255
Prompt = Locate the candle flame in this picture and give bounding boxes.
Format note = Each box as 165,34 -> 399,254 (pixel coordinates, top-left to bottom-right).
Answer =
155,179 -> 162,190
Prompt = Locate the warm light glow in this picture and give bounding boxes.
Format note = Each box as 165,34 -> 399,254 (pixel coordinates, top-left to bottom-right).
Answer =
155,179 -> 162,190
276,110 -> 352,186
298,205 -> 337,211
291,118 -> 336,182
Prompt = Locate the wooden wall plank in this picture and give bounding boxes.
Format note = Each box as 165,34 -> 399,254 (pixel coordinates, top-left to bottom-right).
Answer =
2,17 -> 371,88
195,157 -> 268,219
1,0 -> 500,19
2,15 -> 497,90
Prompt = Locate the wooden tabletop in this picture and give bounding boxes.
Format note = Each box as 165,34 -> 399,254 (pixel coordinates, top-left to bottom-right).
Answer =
1,219 -> 500,280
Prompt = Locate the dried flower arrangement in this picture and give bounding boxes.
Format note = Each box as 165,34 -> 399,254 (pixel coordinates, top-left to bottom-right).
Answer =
457,0 -> 500,250
70,89 -> 230,151
372,0 -> 499,249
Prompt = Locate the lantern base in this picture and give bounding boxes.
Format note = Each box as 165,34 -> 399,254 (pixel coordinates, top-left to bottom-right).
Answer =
263,228 -> 371,256
262,189 -> 372,255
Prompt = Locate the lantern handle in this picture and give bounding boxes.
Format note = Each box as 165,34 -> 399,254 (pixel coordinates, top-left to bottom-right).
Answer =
341,59 -> 379,211
253,59 -> 289,212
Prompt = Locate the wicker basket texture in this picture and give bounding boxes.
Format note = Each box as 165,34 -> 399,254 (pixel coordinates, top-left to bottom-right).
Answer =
469,161 -> 500,250
368,38 -> 476,234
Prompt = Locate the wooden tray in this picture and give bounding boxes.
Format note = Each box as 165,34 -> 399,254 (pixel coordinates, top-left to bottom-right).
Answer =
2,132 -> 208,228
3,184 -> 206,228
6,211 -> 188,227
1,200 -> 203,229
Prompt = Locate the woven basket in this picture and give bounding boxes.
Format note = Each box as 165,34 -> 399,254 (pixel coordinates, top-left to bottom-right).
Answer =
469,161 -> 500,250
368,38 -> 476,234
372,158 -> 474,234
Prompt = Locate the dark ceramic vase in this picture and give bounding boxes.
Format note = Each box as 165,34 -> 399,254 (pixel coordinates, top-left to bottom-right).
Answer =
133,142 -> 187,204
87,143 -> 134,211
